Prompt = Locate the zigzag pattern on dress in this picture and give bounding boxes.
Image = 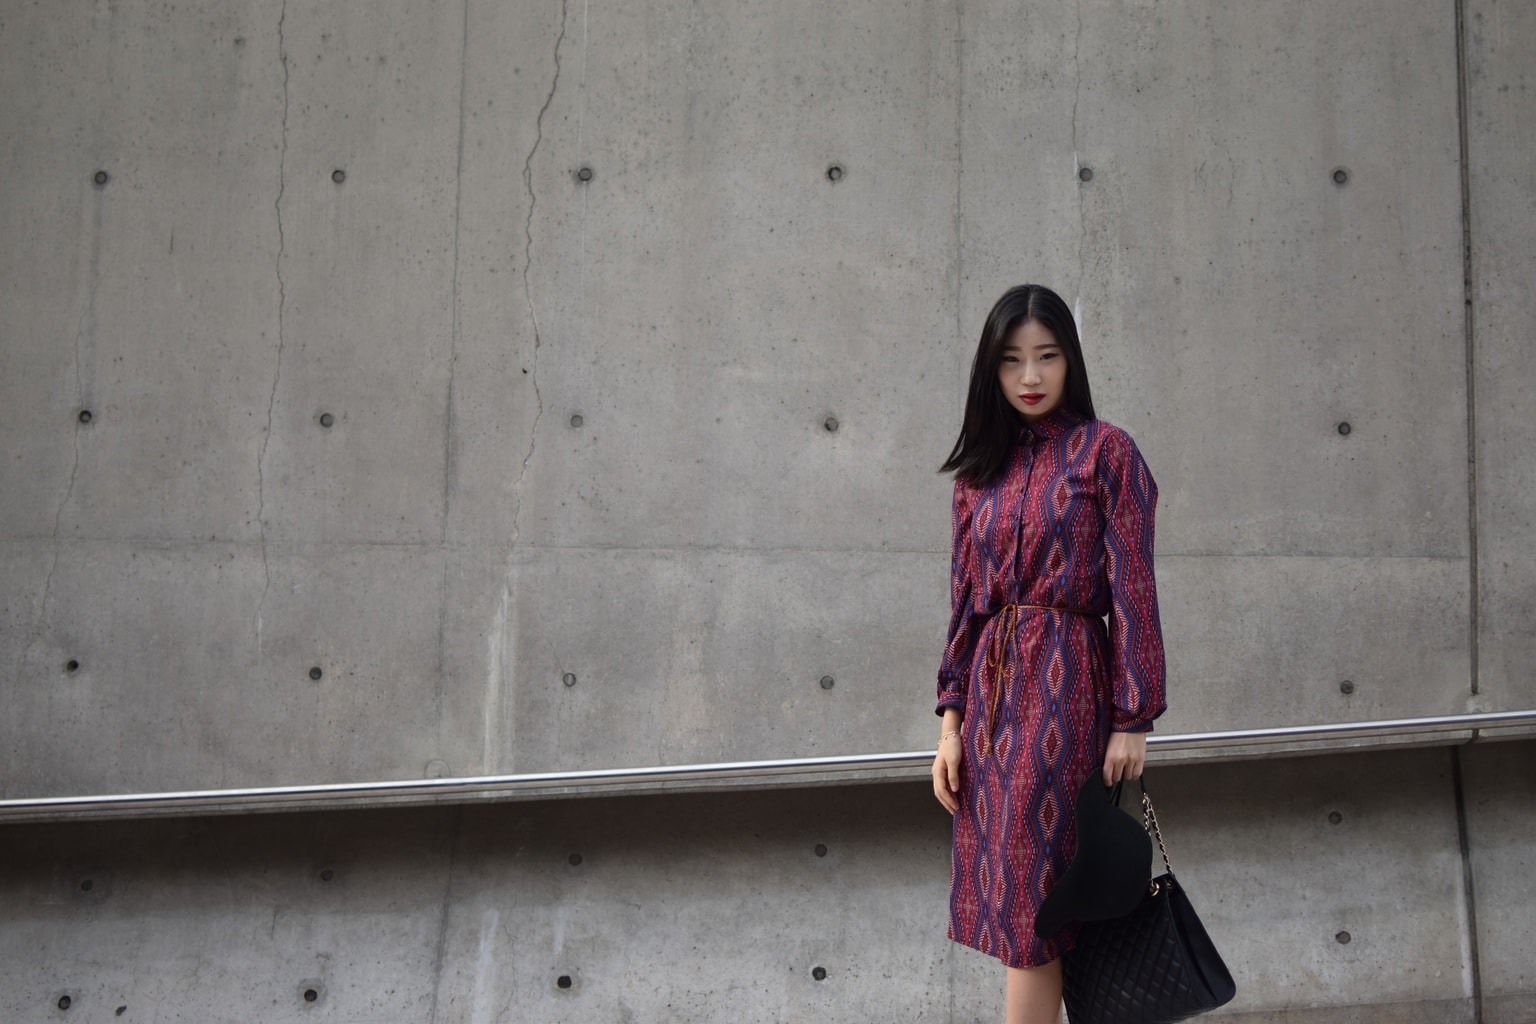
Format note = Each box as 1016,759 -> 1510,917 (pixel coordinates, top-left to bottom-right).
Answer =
937,407 -> 1166,969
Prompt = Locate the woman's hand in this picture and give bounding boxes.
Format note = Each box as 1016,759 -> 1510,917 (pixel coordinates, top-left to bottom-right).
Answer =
1103,730 -> 1147,785
933,737 -> 963,814
933,709 -> 964,814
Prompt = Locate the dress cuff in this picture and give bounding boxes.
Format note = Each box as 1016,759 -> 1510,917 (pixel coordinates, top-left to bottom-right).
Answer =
1111,706 -> 1161,733
935,687 -> 967,717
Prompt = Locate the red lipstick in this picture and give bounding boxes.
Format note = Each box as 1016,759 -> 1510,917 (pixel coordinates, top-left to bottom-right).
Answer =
1021,393 -> 1045,405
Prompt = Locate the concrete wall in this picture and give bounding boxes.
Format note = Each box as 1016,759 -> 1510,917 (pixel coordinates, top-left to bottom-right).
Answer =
2,742 -> 1532,1023
2,0 -> 1534,1019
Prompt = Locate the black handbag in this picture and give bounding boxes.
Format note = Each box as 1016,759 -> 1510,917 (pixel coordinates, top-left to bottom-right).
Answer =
1061,778 -> 1236,1024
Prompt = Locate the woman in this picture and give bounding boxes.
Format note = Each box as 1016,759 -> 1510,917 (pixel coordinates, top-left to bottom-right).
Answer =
931,284 -> 1167,1023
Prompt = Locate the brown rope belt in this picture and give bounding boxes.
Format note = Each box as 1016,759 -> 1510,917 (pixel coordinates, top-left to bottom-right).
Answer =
981,602 -> 1098,754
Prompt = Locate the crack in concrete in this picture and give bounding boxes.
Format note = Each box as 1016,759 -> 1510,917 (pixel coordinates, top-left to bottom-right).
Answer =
256,0 -> 291,659
34,285 -> 91,620
19,182 -> 103,687
36,420 -> 83,641
511,0 -> 568,549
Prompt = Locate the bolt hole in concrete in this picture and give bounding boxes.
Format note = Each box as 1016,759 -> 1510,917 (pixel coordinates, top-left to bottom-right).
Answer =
79,879 -> 94,892
1336,930 -> 1352,944
569,413 -> 584,428
819,675 -> 835,690
823,416 -> 839,432
556,975 -> 573,990
576,165 -> 593,182
304,989 -> 318,1002
1339,680 -> 1355,695
1078,166 -> 1093,182
93,170 -> 108,187
1337,421 -> 1351,436
1328,811 -> 1343,825
1332,167 -> 1349,185
319,412 -> 335,428
826,164 -> 844,182
812,966 -> 828,981
57,995 -> 72,1010
568,853 -> 583,866
309,666 -> 324,680
78,409 -> 93,424
814,843 -> 828,857
562,672 -> 577,688
319,867 -> 335,882
332,169 -> 346,184
65,659 -> 80,673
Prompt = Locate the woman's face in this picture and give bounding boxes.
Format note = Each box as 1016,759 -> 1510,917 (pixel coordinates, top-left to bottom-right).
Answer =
997,319 -> 1067,422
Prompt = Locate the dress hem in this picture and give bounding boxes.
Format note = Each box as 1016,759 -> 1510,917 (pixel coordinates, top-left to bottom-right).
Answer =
945,928 -> 1078,970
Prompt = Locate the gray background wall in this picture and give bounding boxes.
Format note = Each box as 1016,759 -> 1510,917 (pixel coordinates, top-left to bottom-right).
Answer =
1,0 -> 1533,1020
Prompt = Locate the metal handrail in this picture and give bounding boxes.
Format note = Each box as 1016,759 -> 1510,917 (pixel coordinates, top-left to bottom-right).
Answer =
2,708 -> 1532,822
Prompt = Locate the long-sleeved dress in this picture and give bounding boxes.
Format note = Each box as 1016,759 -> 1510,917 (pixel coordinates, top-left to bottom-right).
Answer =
936,405 -> 1166,969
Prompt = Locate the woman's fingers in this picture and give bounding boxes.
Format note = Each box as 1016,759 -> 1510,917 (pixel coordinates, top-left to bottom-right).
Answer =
1103,731 -> 1148,784
932,751 -> 961,814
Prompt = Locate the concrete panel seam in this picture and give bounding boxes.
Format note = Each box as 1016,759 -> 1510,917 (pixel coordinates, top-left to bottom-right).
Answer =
574,0 -> 591,354
0,538 -> 1486,559
255,0 -> 292,661
1454,0 -> 1480,698
443,0 -> 471,546
1071,0 -> 1085,299
437,0 -> 473,768
425,807 -> 463,1024
952,0 -> 964,369
1451,747 -> 1485,1022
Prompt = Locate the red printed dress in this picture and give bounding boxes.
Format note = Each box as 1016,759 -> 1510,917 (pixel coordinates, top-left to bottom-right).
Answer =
936,405 -> 1166,968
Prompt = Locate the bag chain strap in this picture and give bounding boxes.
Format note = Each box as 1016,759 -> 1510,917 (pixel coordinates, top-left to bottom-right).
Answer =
1141,789 -> 1174,877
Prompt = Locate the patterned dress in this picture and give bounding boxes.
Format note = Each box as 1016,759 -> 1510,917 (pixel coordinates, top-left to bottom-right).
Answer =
936,405 -> 1166,968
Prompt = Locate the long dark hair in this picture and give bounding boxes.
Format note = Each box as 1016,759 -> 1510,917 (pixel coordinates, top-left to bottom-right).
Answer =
940,284 -> 1097,484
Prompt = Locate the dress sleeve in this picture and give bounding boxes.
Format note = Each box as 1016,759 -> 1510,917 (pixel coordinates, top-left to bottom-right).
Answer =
1097,429 -> 1167,733
936,477 -> 982,716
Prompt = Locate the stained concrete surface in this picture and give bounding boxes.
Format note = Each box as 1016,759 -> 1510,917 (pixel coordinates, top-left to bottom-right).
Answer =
2,745 -> 1526,1023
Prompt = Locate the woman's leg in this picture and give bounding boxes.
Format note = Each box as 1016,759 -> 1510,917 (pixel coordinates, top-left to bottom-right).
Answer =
1004,959 -> 1063,1024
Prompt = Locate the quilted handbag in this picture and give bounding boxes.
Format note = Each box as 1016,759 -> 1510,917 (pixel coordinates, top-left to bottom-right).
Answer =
1061,778 -> 1236,1024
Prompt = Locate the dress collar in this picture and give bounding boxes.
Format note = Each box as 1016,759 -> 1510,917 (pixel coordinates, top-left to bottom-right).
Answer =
1018,405 -> 1084,444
